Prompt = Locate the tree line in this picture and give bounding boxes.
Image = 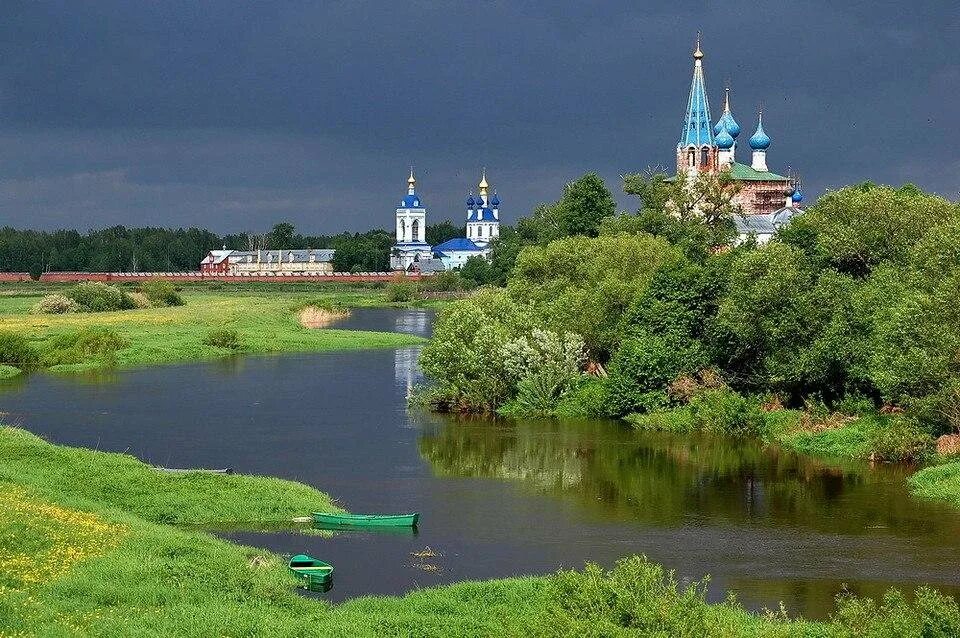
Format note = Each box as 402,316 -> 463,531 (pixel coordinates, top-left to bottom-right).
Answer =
0,220 -> 465,277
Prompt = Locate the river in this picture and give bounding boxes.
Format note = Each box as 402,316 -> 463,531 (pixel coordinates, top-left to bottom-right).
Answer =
2,308 -> 959,619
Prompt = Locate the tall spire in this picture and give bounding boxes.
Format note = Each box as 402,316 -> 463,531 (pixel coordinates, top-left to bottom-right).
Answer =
478,168 -> 489,197
679,34 -> 713,147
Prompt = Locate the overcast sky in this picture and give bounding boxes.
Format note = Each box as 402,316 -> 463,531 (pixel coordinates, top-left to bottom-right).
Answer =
0,1 -> 957,234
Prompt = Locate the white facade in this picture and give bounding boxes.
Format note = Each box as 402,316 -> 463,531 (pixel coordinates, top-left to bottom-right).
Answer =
390,170 -> 433,270
465,171 -> 501,248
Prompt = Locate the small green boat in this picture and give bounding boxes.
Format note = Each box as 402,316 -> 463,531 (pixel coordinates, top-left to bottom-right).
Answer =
312,512 -> 419,528
288,554 -> 334,591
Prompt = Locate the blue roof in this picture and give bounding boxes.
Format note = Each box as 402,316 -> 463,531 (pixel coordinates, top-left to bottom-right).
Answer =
679,55 -> 713,147
466,195 -> 475,207
490,193 -> 501,206
400,194 -> 424,208
432,238 -> 483,253
749,116 -> 770,150
468,207 -> 497,222
715,127 -> 734,149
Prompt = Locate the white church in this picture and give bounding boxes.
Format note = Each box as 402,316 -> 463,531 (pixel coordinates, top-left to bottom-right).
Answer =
390,170 -> 501,271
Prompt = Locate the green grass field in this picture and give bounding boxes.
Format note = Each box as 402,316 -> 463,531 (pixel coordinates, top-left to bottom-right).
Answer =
1,426 -> 958,637
0,283 -> 426,372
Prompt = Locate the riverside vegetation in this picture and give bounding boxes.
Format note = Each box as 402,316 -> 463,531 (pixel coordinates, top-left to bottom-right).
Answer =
0,282 -> 425,375
418,175 -> 960,510
2,426 -> 958,637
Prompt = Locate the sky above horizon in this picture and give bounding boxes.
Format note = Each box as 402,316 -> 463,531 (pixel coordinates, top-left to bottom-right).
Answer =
0,1 -> 957,234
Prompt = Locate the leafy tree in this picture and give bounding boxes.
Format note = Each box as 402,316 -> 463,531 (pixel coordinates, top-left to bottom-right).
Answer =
508,234 -> 677,359
266,222 -> 297,249
554,173 -> 617,238
426,221 -> 465,246
459,255 -> 492,286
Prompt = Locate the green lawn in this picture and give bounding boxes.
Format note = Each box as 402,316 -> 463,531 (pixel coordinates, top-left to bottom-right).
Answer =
2,426 -> 958,637
0,283 -> 426,372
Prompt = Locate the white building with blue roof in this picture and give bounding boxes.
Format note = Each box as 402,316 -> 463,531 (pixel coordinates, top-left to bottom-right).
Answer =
390,169 -> 502,271
465,170 -> 500,247
390,169 -> 433,270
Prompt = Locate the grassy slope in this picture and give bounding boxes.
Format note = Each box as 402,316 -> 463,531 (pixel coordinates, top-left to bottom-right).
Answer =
3,427 -> 959,637
0,285 -> 425,372
909,461 -> 960,509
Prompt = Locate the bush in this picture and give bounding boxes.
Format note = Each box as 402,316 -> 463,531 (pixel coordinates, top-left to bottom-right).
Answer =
0,332 -> 39,368
0,364 -> 22,379
203,329 -> 242,350
31,294 -> 81,314
64,282 -> 137,312
867,416 -> 934,463
688,388 -> 767,436
554,377 -> 612,418
42,328 -> 128,367
605,333 -> 707,416
385,276 -> 417,303
141,279 -> 184,307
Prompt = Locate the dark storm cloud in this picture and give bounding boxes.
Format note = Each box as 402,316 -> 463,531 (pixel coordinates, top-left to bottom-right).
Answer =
0,1 -> 956,232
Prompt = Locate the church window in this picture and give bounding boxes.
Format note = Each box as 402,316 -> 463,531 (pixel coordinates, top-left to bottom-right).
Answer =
412,219 -> 419,242
701,147 -> 709,166
479,225 -> 484,237
688,150 -> 695,167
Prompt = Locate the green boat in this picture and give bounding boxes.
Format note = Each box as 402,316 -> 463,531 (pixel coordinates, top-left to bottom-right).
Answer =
288,554 -> 334,591
312,512 -> 419,528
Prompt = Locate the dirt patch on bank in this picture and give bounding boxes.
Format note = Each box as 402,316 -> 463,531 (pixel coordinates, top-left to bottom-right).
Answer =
937,433 -> 960,457
298,306 -> 350,329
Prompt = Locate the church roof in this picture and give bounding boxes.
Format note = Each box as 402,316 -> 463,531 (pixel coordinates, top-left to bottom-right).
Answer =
432,238 -> 483,254
728,162 -> 788,181
468,207 -> 498,222
400,194 -> 424,208
679,40 -> 714,147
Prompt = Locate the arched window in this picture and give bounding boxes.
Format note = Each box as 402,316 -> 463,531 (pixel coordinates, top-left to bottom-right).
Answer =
479,225 -> 485,237
688,149 -> 695,167
411,219 -> 419,242
399,219 -> 405,240
701,147 -> 709,166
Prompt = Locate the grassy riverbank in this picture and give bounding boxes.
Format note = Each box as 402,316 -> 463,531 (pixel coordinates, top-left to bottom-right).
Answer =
0,282 -> 426,373
2,426 -> 959,637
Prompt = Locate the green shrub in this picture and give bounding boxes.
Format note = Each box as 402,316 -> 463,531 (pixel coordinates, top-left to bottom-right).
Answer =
626,407 -> 697,432
0,332 -> 39,368
420,270 -> 470,292
0,364 -> 22,379
203,329 -> 242,350
141,279 -> 184,307
64,282 -> 136,312
554,377 -> 611,417
42,328 -> 128,367
867,416 -> 934,462
605,333 -> 707,416
688,388 -> 767,436
385,278 -> 417,302
31,294 -> 80,314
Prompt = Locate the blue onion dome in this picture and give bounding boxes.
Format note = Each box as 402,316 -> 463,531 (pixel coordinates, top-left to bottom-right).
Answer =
723,113 -> 741,139
490,192 -> 501,207
713,118 -> 725,137
715,127 -> 734,150
402,194 -> 421,207
749,117 -> 770,150
792,188 -> 803,204
466,194 -> 475,207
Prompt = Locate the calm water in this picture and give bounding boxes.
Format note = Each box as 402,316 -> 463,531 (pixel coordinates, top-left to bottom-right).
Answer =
3,307 -> 960,619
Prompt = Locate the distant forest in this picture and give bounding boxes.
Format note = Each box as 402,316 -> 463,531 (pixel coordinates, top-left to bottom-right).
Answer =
0,221 -> 465,277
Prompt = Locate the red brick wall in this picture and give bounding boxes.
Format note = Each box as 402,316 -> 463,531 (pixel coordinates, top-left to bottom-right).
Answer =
0,273 -> 31,282
37,272 -> 424,284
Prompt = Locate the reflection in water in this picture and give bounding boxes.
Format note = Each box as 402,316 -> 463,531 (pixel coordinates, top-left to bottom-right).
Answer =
394,348 -> 419,397
416,416 -> 960,539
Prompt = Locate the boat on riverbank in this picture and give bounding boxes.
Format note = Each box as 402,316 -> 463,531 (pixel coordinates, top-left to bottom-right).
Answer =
288,554 -> 334,591
312,512 -> 419,528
